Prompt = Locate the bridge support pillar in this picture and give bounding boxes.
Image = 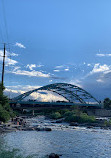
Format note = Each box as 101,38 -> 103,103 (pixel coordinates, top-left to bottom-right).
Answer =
32,110 -> 35,116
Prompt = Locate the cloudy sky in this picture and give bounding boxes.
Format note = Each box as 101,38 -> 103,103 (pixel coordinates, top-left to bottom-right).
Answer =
0,0 -> 111,101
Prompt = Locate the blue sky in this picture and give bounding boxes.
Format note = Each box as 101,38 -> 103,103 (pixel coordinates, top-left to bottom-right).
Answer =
1,0 -> 111,100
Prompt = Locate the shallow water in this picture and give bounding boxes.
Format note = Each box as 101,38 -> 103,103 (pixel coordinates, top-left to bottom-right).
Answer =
1,116 -> 111,158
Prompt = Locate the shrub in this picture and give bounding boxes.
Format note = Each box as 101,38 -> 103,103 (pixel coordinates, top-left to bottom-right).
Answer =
64,110 -> 96,123
103,98 -> 111,109
50,112 -> 61,119
80,113 -> 96,123
0,83 -> 15,122
63,111 -> 74,117
0,104 -> 10,122
59,109 -> 69,115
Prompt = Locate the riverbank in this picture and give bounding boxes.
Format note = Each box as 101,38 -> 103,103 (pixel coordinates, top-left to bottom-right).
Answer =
46,108 -> 111,129
0,116 -> 52,132
1,114 -> 111,133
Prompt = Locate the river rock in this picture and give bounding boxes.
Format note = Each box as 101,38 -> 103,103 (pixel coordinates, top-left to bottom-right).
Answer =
69,122 -> 78,126
36,127 -> 52,131
87,126 -> 93,129
56,118 -> 65,123
45,127 -> 52,131
3,127 -> 17,132
23,127 -> 35,131
49,153 -> 59,158
0,127 -> 4,132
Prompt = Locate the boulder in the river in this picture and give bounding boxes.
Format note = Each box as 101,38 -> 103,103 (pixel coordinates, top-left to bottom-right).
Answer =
36,127 -> 52,131
55,118 -> 65,123
0,127 -> 4,132
69,122 -> 78,126
87,126 -> 93,129
45,127 -> 52,131
23,127 -> 35,131
49,153 -> 59,158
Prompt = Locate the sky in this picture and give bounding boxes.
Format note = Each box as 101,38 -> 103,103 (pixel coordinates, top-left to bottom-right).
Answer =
0,0 -> 111,101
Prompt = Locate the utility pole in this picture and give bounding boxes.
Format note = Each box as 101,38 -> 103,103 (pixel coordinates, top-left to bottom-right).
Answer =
1,43 -> 6,91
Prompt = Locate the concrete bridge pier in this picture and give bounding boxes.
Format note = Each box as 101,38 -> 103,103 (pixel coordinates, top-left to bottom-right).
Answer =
32,110 -> 35,116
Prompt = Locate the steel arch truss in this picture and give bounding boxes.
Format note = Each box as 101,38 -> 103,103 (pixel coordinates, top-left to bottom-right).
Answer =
12,83 -> 99,104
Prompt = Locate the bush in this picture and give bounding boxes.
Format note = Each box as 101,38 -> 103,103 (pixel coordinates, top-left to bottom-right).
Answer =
64,110 -> 96,123
59,109 -> 69,114
65,114 -> 77,122
103,98 -> 111,109
50,112 -> 62,119
0,104 -> 10,122
0,83 -> 15,122
80,113 -> 96,123
63,111 -> 74,117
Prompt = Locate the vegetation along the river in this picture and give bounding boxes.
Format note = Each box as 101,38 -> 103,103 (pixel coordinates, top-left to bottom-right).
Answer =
0,83 -> 15,122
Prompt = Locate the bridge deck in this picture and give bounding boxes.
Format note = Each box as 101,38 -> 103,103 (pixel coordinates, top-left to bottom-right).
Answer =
10,101 -> 102,109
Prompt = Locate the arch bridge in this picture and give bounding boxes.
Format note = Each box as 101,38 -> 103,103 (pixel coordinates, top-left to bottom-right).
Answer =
10,83 -> 101,108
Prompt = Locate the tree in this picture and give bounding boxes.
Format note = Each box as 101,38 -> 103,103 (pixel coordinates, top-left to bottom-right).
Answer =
0,83 -> 14,122
103,98 -> 111,109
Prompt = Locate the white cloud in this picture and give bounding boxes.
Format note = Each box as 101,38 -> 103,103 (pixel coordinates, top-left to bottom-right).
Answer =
0,50 -> 18,65
90,63 -> 110,74
6,85 -> 40,91
9,68 -> 51,78
28,91 -> 67,102
15,42 -> 26,49
83,62 -> 86,65
7,66 -> 62,79
55,65 -> 64,69
5,88 -> 24,98
54,69 -> 60,72
12,70 -> 50,78
26,64 -> 36,70
13,66 -> 20,71
69,79 -> 82,88
64,68 -> 69,71
87,63 -> 91,66
5,58 -> 17,65
11,52 -> 19,56
37,64 -> 44,68
96,79 -> 104,83
96,53 -> 111,57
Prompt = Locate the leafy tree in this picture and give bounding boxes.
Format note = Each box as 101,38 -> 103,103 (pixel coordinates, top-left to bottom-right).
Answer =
0,82 -> 14,122
0,104 -> 10,122
103,98 -> 111,109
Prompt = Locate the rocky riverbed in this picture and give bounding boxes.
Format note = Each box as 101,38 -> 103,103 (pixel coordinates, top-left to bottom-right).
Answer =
0,115 -> 111,133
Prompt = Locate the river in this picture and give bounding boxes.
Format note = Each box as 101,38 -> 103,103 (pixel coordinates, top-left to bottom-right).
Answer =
0,116 -> 111,158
